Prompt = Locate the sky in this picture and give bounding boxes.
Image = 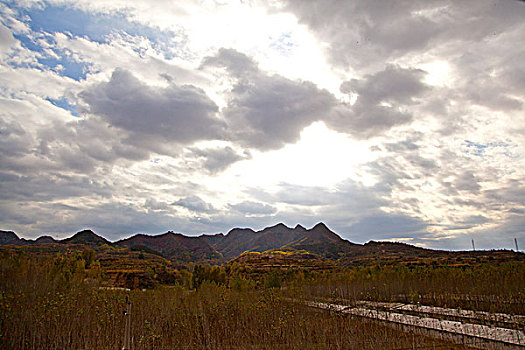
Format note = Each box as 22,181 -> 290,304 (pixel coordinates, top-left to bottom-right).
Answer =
0,0 -> 524,250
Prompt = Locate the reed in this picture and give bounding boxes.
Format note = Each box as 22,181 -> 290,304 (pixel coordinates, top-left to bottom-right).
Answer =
0,252 -> 471,349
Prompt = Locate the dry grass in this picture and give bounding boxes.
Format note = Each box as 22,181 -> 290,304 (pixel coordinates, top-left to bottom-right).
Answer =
0,252 -> 472,349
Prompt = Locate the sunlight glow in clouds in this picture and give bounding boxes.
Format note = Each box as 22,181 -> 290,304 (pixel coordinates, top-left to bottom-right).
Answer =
222,122 -> 374,189
420,61 -> 451,87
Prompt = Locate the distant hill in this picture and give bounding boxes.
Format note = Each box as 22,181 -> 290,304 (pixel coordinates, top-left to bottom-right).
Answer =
0,230 -> 21,245
61,229 -> 111,246
115,231 -> 222,263
338,240 -> 525,267
0,223 -> 357,261
2,224 -> 523,266
210,222 -> 356,260
35,236 -> 58,244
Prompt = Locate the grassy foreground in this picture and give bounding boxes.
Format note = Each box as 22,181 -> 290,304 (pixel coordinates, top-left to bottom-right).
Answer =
2,250 -> 523,349
0,252 -> 477,349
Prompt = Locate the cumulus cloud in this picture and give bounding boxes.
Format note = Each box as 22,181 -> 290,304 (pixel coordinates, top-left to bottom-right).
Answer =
329,65 -> 429,138
187,146 -> 251,173
281,0 -> 525,69
203,48 -> 338,150
228,200 -> 277,216
342,65 -> 429,105
173,195 -> 216,214
79,68 -> 224,151
201,48 -> 258,77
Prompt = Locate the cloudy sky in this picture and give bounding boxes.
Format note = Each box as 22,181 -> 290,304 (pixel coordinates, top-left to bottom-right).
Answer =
1,0 -> 524,249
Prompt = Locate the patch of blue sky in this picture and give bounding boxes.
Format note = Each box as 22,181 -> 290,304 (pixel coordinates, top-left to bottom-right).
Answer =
11,31 -> 92,80
269,33 -> 296,56
38,51 -> 92,80
12,32 -> 41,52
3,1 -> 186,79
22,5 -> 133,44
464,140 -> 489,156
464,140 -> 517,158
13,3 -> 186,57
46,96 -> 79,117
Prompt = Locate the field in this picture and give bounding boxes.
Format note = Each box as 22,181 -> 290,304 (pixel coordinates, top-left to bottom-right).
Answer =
0,249 -> 523,349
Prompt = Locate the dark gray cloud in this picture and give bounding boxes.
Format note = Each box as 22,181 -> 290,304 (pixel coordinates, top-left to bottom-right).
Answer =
453,171 -> 481,193
187,146 -> 251,173
202,50 -> 426,146
145,198 -> 170,212
384,133 -> 422,152
484,181 -> 525,207
80,68 -> 225,151
228,200 -> 277,216
329,65 -> 429,138
281,0 -> 525,70
0,171 -> 112,202
343,213 -> 429,242
225,74 -> 335,149
418,214 -> 525,251
173,195 -> 216,213
279,1 -> 439,69
200,48 -> 258,77
26,116 -> 149,174
242,177 -> 393,242
203,49 -> 338,150
340,65 -> 429,105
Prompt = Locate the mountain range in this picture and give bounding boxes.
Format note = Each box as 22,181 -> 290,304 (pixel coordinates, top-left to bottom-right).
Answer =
1,223 -> 523,265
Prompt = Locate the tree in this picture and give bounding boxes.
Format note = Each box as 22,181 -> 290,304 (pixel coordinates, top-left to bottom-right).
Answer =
82,249 -> 95,269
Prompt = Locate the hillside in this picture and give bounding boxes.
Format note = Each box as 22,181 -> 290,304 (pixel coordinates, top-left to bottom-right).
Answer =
0,230 -> 21,245
1,225 -> 523,268
230,249 -> 337,274
209,222 -> 356,260
340,240 -> 524,267
115,231 -> 222,263
61,229 -> 111,246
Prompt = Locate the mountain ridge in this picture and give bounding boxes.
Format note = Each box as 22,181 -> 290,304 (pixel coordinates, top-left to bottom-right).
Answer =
2,224 -> 523,265
116,231 -> 222,262
0,222 -> 351,261
61,229 -> 111,246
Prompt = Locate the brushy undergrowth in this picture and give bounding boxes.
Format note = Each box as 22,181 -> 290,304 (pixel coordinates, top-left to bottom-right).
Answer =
0,251 -> 477,349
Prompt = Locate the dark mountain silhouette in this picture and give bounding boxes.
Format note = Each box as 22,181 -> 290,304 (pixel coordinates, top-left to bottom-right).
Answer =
0,223 -> 356,261
286,222 -> 357,259
0,230 -> 58,245
2,224 -> 523,266
61,229 -> 110,246
210,222 -> 356,260
0,230 -> 21,245
115,231 -> 222,262
35,235 -> 58,244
